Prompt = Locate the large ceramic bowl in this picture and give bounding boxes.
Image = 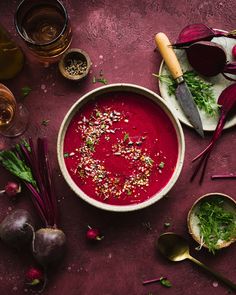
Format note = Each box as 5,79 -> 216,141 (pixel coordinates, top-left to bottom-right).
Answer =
57,83 -> 185,212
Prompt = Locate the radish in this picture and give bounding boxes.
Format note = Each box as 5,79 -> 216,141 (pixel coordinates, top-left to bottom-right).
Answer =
25,266 -> 44,286
86,225 -> 104,241
0,182 -> 21,197
0,209 -> 34,248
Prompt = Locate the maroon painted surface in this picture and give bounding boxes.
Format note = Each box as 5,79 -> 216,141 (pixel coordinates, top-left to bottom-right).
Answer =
0,1 -> 236,294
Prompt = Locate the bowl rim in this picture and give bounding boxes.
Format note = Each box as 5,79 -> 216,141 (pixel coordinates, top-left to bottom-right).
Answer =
187,192 -> 236,249
57,83 -> 185,212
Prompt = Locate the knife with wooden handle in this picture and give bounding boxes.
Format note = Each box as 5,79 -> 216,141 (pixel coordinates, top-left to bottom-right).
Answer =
155,32 -> 204,137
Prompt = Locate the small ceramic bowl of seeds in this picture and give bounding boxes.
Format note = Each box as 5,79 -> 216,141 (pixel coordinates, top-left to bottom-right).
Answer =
59,48 -> 91,81
187,193 -> 236,253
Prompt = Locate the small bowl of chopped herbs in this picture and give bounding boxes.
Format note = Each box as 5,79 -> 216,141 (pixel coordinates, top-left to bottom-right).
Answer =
58,48 -> 91,81
187,193 -> 236,254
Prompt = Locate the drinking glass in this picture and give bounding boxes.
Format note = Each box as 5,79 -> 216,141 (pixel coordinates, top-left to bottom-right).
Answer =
0,84 -> 29,137
15,0 -> 72,63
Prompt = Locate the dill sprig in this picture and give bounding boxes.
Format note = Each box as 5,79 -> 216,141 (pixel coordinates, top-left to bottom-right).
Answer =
154,70 -> 219,117
196,197 -> 236,254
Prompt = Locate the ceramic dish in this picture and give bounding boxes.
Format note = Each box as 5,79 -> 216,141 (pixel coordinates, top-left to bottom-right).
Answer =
57,83 -> 185,212
58,48 -> 91,81
159,36 -> 236,131
187,193 -> 236,250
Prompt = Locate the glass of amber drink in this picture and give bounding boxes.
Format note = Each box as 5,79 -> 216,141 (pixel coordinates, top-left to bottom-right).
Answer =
0,84 -> 28,137
15,0 -> 72,63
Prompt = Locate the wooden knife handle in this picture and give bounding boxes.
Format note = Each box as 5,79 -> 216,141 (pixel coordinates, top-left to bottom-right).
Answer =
155,32 -> 183,80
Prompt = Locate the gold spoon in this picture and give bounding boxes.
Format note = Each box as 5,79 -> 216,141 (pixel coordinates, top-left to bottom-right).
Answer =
157,232 -> 236,291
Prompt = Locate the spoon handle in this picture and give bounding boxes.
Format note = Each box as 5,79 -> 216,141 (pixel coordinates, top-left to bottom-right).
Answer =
189,256 -> 236,291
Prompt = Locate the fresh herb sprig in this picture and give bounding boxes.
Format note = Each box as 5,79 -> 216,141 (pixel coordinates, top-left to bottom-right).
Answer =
196,197 -> 236,254
154,70 -> 219,117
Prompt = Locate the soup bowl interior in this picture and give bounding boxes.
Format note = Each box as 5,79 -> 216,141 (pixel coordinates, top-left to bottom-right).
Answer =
57,83 -> 185,212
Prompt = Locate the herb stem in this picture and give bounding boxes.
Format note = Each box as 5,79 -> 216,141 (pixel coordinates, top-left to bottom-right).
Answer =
142,277 -> 167,285
211,174 -> 236,179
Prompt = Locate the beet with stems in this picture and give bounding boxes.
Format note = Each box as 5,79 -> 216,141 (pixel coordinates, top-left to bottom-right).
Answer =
0,138 -> 66,268
20,138 -> 67,267
0,209 -> 34,248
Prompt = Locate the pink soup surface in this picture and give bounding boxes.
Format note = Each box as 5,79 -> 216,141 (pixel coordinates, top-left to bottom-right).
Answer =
63,91 -> 179,206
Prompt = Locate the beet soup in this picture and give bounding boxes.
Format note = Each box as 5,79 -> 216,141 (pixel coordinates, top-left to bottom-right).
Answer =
63,91 -> 179,206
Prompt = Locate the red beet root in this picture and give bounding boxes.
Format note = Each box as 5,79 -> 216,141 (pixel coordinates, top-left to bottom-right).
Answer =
0,209 -> 34,248
33,228 -> 66,266
86,226 -> 103,241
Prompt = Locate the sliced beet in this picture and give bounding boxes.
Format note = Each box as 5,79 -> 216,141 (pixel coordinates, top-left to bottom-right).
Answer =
186,41 -> 227,76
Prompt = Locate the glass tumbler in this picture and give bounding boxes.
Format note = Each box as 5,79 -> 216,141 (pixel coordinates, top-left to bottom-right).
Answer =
15,0 -> 72,63
0,84 -> 29,137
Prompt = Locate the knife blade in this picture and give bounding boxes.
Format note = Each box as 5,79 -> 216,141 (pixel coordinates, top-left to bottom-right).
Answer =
155,32 -> 204,137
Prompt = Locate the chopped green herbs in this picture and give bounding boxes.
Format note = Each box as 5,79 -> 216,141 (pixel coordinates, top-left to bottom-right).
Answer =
154,70 -> 219,117
93,77 -> 108,84
160,277 -> 172,288
63,153 -> 69,158
21,86 -> 32,97
123,132 -> 129,142
196,197 -> 236,254
164,222 -> 171,228
159,161 -> 165,169
41,119 -> 49,126
93,70 -> 108,85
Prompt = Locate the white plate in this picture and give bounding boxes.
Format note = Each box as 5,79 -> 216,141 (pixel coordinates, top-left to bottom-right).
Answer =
159,36 -> 236,131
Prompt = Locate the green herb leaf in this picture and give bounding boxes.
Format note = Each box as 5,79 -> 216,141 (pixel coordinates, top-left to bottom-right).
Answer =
63,153 -> 69,158
196,197 -> 236,254
123,133 -> 129,142
160,277 -> 172,288
41,119 -> 49,126
159,161 -> 165,169
164,222 -> 171,227
21,86 -> 32,97
0,150 -> 36,187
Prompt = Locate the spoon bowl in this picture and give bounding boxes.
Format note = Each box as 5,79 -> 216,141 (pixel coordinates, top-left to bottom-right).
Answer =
157,232 -> 190,262
156,232 -> 236,291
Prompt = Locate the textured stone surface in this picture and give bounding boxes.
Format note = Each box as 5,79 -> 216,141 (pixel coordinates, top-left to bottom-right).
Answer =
0,0 -> 236,294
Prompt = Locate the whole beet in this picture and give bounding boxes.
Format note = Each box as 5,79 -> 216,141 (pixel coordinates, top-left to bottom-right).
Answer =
0,209 -> 34,248
33,228 -> 66,266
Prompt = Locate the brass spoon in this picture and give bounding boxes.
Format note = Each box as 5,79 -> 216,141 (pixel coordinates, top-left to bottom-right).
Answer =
157,232 -> 236,291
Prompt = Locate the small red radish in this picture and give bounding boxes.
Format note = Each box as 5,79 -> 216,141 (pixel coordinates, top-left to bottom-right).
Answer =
86,225 -> 104,241
0,182 -> 21,197
26,267 -> 44,286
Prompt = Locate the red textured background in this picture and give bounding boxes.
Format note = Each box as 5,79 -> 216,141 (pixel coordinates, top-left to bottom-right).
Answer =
0,1 -> 236,294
